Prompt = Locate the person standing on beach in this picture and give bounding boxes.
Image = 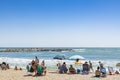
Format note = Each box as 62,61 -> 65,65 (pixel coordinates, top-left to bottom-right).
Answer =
41,60 -> 45,66
98,61 -> 102,67
89,61 -> 94,72
35,56 -> 39,65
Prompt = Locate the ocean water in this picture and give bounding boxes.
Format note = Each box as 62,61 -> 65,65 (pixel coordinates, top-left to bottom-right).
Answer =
0,48 -> 120,71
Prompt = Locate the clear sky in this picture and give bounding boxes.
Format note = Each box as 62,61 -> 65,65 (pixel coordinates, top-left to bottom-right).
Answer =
0,0 -> 120,47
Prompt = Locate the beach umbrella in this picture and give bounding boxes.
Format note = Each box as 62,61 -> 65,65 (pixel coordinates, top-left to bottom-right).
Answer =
53,54 -> 66,60
69,55 -> 85,60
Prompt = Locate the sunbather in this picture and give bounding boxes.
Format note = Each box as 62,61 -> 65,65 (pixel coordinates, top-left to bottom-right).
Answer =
82,62 -> 90,74
94,66 -> 101,77
100,64 -> 107,77
69,65 -> 76,74
59,62 -> 68,73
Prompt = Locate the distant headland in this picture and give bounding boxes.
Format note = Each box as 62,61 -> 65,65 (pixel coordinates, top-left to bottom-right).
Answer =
0,47 -> 74,52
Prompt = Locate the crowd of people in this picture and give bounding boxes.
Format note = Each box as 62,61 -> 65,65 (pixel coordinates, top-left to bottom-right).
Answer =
26,56 -> 46,76
56,60 -> 120,78
1,57 -> 120,78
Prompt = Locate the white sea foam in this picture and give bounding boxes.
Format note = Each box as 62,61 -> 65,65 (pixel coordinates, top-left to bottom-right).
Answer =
72,49 -> 86,52
0,57 -> 120,70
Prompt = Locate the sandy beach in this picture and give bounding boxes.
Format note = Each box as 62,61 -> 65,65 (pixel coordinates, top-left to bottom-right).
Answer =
0,68 -> 120,80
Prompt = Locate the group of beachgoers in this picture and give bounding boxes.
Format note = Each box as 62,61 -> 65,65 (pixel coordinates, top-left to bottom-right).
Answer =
56,60 -> 93,74
1,57 -> 120,78
26,56 -> 46,76
94,61 -> 119,77
56,59 -> 120,78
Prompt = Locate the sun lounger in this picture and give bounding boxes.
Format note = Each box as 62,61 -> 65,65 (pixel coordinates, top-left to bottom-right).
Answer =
108,66 -> 115,75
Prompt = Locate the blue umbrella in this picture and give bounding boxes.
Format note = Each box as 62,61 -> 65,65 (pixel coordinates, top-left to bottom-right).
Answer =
53,54 -> 66,60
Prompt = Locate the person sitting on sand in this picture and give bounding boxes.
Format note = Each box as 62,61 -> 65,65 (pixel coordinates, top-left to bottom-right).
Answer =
115,70 -> 120,74
33,65 -> 44,76
56,62 -> 61,73
20,67 -> 22,70
31,60 -> 37,74
57,62 -> 60,69
95,66 -> 101,77
69,65 -> 76,74
100,64 -> 107,77
62,62 -> 68,73
82,62 -> 90,74
58,64 -> 63,73
59,62 -> 68,73
1,62 -> 7,70
26,63 -> 32,72
6,64 -> 10,69
42,66 -> 47,76
14,66 -> 18,70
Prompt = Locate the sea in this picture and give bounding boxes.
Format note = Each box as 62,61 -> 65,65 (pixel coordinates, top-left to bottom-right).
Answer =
0,47 -> 120,71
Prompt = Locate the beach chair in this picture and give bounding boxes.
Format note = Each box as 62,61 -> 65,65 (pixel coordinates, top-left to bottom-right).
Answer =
108,66 -> 115,75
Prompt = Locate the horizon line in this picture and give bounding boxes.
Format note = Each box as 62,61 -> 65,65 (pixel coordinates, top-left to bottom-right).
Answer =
0,46 -> 120,48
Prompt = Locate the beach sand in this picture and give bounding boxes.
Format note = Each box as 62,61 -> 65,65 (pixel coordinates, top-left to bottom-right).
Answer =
0,69 -> 120,80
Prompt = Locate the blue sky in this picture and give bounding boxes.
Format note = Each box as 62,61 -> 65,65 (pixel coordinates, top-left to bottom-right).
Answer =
0,0 -> 120,47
